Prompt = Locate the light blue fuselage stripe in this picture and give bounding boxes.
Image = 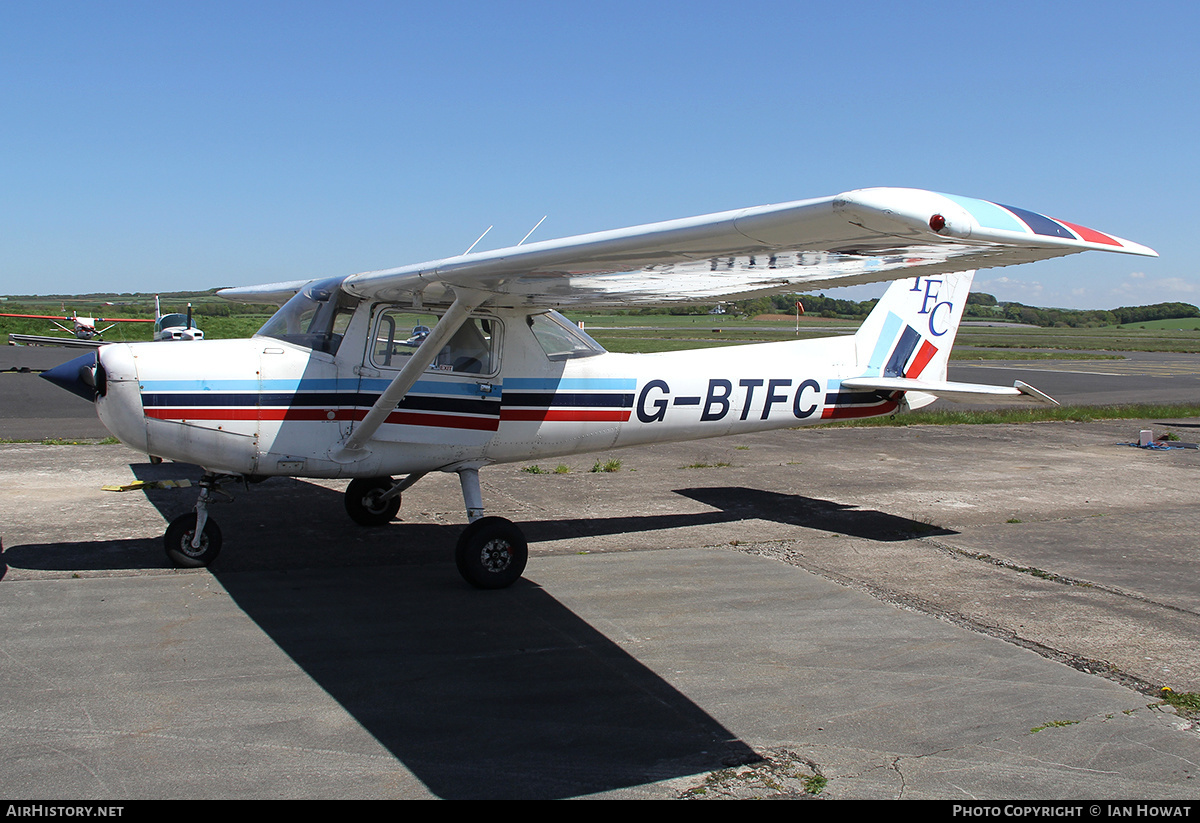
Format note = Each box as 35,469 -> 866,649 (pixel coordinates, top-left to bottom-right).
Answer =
865,312 -> 903,376
139,377 -> 491,397
940,193 -> 1029,234
138,376 -> 637,396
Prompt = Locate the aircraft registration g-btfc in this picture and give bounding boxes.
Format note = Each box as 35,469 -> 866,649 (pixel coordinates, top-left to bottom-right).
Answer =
42,187 -> 1157,588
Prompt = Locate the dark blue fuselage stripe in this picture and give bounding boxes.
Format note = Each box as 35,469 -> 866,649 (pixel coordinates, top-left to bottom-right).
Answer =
502,392 -> 634,408
143,392 -> 501,417
825,390 -> 893,406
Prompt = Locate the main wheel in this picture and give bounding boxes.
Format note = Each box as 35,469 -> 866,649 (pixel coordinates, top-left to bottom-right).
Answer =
455,517 -> 528,590
345,477 -> 401,526
164,513 -> 222,568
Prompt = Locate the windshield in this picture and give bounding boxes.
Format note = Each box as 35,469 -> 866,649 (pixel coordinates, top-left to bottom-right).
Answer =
257,275 -> 358,355
528,311 -> 605,360
156,313 -> 194,331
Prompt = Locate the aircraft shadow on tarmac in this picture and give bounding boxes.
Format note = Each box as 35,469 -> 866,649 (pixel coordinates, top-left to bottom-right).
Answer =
2,460 -> 955,576
1,461 -> 953,798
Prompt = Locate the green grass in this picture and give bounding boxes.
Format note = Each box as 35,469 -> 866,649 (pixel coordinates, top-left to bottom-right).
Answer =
955,325 -> 1200,353
1159,688 -> 1200,716
950,350 -> 1125,361
0,436 -> 121,445
1031,719 -> 1079,733
1120,318 -> 1200,331
580,315 -> 1200,355
816,403 -> 1200,429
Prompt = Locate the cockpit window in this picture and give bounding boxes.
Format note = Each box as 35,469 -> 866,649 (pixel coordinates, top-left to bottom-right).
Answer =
370,308 -> 499,375
528,311 -> 605,360
257,276 -> 358,355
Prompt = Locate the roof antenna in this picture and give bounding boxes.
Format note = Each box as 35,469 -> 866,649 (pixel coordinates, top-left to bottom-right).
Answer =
518,215 -> 548,246
463,225 -> 493,255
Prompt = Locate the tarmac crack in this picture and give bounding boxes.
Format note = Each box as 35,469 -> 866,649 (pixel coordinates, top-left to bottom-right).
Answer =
732,537 -> 1200,703
922,536 -> 1200,620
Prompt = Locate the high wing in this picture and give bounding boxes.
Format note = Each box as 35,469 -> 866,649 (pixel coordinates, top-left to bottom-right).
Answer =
220,188 -> 1157,309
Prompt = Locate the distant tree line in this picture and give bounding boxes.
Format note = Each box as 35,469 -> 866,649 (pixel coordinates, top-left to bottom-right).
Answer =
976,299 -> 1199,328
0,289 -> 269,317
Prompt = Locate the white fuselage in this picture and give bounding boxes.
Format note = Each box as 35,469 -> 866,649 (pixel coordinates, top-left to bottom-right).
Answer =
94,303 -> 902,479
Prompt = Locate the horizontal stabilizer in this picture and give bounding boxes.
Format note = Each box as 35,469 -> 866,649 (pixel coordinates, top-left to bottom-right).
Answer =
8,334 -> 104,349
840,377 -> 1058,405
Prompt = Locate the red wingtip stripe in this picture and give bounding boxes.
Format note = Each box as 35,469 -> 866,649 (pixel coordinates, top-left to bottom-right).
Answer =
1054,219 -> 1122,247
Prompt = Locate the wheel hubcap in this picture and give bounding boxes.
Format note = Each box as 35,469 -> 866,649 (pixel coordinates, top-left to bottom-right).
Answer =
479,539 -> 512,573
181,531 -> 207,557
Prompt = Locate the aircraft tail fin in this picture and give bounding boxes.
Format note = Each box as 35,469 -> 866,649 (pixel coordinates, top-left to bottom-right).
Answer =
850,271 -> 1056,407
853,271 -> 974,384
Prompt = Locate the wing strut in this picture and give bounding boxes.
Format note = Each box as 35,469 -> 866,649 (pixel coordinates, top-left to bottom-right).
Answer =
337,289 -> 485,458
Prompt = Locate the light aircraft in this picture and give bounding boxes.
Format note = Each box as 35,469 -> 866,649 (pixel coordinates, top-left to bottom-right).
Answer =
2,310 -> 154,345
3,297 -> 203,345
40,187 -> 1156,588
151,298 -> 204,342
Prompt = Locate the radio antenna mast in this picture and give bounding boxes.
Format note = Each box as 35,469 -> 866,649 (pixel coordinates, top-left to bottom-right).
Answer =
463,225 -> 493,255
518,216 -> 548,246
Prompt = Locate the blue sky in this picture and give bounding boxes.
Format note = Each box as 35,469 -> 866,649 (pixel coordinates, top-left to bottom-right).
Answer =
2,1 -> 1196,308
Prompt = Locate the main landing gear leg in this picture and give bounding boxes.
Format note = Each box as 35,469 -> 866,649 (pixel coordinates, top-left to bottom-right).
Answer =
454,466 -> 527,589
164,472 -> 234,568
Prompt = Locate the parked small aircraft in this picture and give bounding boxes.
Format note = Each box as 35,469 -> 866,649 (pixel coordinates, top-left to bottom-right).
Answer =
151,298 -> 204,342
41,188 -> 1156,588
1,310 -> 153,344
3,297 -> 203,345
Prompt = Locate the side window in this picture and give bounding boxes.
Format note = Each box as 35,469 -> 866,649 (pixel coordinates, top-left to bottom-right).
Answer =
371,308 -> 499,375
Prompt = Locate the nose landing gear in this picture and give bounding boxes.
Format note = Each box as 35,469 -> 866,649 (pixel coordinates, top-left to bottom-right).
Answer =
164,472 -> 234,568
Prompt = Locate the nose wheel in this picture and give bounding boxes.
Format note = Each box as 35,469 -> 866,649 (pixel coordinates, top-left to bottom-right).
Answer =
164,472 -> 233,568
344,477 -> 403,526
164,513 -> 222,567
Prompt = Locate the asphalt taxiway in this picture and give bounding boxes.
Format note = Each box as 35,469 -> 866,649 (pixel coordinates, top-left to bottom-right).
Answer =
2,345 -> 1199,798
2,426 -> 1200,796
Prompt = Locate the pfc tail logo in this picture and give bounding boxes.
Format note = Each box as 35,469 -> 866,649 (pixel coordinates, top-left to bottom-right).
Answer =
865,275 -> 956,381
912,276 -> 954,337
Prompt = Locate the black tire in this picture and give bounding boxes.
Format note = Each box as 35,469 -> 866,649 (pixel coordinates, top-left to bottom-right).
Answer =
455,517 -> 528,589
164,513 -> 222,568
345,477 -> 401,526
